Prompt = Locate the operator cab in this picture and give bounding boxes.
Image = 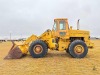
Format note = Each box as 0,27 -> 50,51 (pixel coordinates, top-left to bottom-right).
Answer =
53,18 -> 69,38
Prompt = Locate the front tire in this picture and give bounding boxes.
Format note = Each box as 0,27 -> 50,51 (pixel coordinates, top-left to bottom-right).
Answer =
69,40 -> 88,58
29,40 -> 48,58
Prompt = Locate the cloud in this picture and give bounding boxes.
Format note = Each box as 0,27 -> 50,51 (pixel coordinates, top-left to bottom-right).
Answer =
0,0 -> 100,38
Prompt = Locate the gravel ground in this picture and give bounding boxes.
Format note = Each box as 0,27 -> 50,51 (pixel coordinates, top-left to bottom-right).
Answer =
0,40 -> 100,75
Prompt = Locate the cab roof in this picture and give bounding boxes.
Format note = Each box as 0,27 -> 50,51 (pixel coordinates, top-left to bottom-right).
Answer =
54,18 -> 68,20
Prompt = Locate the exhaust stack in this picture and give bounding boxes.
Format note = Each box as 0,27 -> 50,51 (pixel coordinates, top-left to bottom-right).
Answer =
77,19 -> 80,30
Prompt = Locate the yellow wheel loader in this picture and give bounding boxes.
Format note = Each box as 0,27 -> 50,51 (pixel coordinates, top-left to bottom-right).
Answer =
4,18 -> 94,59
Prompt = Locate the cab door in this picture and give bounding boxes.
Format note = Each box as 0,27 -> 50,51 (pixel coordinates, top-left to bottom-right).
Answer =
58,20 -> 69,38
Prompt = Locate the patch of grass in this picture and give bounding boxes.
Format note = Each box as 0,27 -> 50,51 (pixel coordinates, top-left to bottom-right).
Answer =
0,40 -> 100,75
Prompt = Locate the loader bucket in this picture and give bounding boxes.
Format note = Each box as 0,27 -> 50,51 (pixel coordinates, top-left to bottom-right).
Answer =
4,41 -> 24,59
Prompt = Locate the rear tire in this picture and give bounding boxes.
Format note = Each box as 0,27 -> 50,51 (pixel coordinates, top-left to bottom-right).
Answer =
29,40 -> 48,58
69,40 -> 88,58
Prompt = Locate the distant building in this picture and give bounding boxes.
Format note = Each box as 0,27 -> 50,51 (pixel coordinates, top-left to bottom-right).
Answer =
90,37 -> 100,39
0,38 -> 26,42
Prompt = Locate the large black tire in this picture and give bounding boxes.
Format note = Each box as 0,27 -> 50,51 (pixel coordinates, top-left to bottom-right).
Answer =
29,40 -> 48,58
66,48 -> 69,53
69,40 -> 88,58
66,43 -> 71,53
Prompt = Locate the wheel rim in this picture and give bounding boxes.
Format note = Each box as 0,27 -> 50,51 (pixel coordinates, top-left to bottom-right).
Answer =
33,45 -> 43,54
74,45 -> 84,55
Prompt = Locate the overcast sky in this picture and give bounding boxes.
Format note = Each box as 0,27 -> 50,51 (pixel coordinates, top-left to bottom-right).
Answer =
0,0 -> 100,39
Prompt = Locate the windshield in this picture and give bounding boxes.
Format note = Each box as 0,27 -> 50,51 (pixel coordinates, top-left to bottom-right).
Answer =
53,22 -> 57,30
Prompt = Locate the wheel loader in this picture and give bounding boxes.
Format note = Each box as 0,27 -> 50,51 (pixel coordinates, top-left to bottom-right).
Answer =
5,18 -> 94,59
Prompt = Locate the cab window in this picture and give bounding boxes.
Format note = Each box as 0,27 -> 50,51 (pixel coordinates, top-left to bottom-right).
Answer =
60,21 -> 66,30
53,22 -> 57,30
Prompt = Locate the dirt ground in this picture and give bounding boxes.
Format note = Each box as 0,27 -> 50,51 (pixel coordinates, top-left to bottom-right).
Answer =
0,40 -> 100,75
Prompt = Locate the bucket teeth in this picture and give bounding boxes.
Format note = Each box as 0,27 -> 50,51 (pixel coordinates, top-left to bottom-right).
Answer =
4,41 -> 24,59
